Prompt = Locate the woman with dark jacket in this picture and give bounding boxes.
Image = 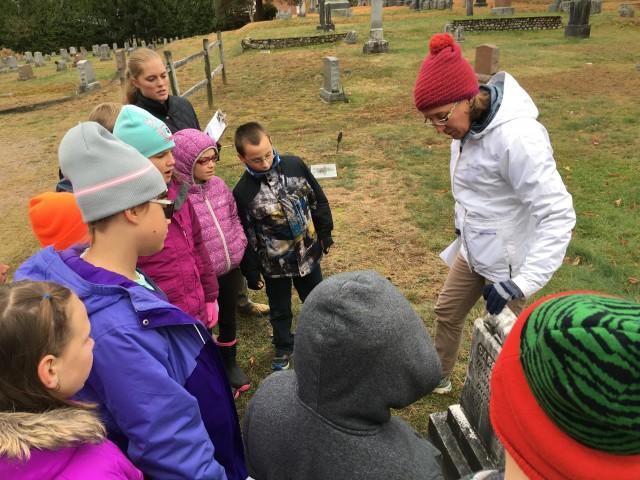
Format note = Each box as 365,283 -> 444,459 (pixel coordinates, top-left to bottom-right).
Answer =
124,47 -> 200,133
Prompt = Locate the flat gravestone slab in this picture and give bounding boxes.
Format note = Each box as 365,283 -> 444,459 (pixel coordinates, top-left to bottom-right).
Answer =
310,164 -> 338,178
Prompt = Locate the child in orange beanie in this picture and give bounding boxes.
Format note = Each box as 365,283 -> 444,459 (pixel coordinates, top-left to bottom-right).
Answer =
28,192 -> 90,251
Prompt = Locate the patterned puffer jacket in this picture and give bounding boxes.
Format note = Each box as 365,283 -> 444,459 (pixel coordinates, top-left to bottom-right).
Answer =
173,129 -> 247,276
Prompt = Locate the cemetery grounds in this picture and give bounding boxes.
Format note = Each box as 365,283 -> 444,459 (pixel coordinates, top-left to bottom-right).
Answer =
1,1 -> 638,434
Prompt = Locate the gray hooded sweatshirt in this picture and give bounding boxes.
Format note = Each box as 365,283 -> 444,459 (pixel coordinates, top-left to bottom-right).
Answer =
243,270 -> 444,480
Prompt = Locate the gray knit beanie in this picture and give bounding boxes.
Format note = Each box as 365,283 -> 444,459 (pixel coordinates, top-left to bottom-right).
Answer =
58,122 -> 167,223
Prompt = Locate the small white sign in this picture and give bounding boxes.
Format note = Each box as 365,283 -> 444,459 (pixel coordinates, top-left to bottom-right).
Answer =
310,163 -> 337,179
205,110 -> 227,142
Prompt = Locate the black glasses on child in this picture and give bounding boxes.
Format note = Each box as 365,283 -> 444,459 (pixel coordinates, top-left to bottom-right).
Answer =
149,197 -> 175,219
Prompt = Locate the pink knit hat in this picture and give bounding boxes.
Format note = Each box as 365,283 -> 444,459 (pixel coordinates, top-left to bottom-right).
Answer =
173,129 -> 218,183
413,33 -> 479,112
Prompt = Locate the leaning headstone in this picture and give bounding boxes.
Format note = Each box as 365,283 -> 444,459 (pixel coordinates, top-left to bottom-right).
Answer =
619,4 -> 635,16
8,56 -> 18,70
344,30 -> 358,44
33,51 -> 45,67
591,0 -> 602,13
475,44 -> 499,83
56,59 -> 67,71
77,60 -> 101,93
363,0 -> 389,54
92,44 -> 100,57
60,48 -> 70,61
69,46 -> 77,56
565,0 -> 591,37
319,56 -> 347,103
491,0 -> 514,15
99,44 -> 111,61
25,51 -> 34,64
17,64 -> 34,81
428,309 -> 517,479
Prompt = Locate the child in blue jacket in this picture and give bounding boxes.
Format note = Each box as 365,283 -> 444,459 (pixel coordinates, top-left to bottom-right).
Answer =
16,122 -> 247,480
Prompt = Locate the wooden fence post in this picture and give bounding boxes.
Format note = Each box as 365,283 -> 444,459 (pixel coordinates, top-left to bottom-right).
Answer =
163,50 -> 180,96
203,38 -> 214,109
216,31 -> 227,85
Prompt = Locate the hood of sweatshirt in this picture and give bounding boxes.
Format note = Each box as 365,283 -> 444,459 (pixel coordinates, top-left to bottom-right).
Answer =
0,408 -> 104,460
294,270 -> 442,431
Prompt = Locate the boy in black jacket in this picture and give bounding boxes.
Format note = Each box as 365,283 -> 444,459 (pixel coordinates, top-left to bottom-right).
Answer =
233,122 -> 334,371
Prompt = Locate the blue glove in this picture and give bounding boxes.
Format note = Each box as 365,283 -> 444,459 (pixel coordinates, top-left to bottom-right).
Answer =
483,280 -> 524,315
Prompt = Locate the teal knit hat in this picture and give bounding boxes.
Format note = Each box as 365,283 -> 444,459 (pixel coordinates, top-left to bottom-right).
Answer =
521,293 -> 640,454
113,105 -> 175,158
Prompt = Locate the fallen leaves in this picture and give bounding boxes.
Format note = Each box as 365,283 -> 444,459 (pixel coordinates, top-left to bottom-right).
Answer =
615,198 -> 623,207
629,277 -> 639,285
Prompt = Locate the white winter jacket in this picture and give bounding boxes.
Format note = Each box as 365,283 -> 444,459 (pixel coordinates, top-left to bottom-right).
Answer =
448,72 -> 576,298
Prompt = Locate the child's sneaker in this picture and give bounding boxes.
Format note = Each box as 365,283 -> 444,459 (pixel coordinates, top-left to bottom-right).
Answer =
271,353 -> 291,371
433,376 -> 452,394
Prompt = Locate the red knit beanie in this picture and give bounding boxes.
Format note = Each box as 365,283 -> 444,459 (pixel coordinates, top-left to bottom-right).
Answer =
413,33 -> 479,112
28,192 -> 89,251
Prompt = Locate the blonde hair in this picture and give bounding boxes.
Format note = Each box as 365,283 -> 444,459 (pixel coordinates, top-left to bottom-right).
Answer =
124,48 -> 164,104
0,281 -> 74,412
469,89 -> 491,123
88,102 -> 122,133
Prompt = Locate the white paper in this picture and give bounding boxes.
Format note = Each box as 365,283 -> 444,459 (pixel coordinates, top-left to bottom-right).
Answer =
439,237 -> 461,267
205,110 -> 227,142
310,163 -> 337,179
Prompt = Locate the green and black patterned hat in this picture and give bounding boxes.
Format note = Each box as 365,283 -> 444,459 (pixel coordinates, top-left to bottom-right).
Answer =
491,292 -> 640,480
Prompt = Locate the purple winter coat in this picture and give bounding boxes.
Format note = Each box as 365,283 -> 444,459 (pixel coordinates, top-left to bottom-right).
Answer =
138,180 -> 218,322
173,129 -> 247,277
0,409 -> 142,480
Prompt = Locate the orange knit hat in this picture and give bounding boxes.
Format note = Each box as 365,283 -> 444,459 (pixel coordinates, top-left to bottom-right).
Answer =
28,192 -> 89,250
414,33 -> 479,112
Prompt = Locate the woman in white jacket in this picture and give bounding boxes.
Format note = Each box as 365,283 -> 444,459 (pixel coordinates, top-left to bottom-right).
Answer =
413,33 -> 576,394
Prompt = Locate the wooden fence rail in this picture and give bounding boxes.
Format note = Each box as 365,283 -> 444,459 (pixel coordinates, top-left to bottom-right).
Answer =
163,31 -> 227,108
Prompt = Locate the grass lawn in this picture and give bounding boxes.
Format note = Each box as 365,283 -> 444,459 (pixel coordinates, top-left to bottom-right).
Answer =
1,1 -> 638,435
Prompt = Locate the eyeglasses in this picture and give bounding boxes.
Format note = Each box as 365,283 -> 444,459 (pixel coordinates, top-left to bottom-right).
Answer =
246,149 -> 274,165
424,102 -> 459,127
196,151 -> 219,165
149,197 -> 175,219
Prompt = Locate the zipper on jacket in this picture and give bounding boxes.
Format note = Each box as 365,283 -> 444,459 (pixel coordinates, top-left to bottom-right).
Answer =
193,324 -> 206,344
202,187 -> 232,272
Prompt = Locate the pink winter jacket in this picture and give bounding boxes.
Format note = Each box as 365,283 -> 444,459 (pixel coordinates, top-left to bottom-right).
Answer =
0,409 -> 142,480
173,129 -> 247,277
137,180 -> 219,322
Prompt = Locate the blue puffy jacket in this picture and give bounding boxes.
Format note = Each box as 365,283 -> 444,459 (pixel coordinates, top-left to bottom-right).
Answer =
16,246 -> 247,480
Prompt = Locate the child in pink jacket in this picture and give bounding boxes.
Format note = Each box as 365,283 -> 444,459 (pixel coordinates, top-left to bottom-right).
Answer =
0,280 -> 142,480
173,129 -> 250,394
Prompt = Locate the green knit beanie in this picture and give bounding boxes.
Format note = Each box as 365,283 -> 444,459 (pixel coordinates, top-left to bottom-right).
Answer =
520,294 -> 640,454
114,105 -> 175,158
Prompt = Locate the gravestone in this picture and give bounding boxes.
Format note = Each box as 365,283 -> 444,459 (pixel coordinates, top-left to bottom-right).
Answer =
619,4 -> 636,16
34,51 -> 45,67
344,30 -> 358,44
317,0 -> 335,31
141,40 -> 147,48
276,9 -> 292,18
298,1 -> 307,16
56,60 -> 67,71
25,51 -> 34,64
475,0 -> 487,6
44,54 -> 51,62
559,0 -> 572,11
80,46 -> 88,56
475,44 -> 499,83
92,44 -> 100,57
132,38 -> 138,48
565,0 -> 591,37
60,48 -> 70,61
77,60 -> 101,93
8,56 -> 18,70
163,38 -> 168,46
99,44 -> 111,61
591,0 -> 602,13
363,0 -> 389,54
112,42 -> 118,51
319,56 -> 347,102
327,0 -> 353,16
491,0 -> 515,15
429,309 -> 517,479
454,26 -> 465,42
124,40 -> 130,50
69,46 -> 77,56
115,49 -> 127,85
17,64 -> 34,81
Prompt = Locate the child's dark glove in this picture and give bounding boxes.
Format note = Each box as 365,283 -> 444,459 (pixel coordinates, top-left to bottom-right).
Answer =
483,280 -> 524,315
320,236 -> 334,254
246,273 -> 264,290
